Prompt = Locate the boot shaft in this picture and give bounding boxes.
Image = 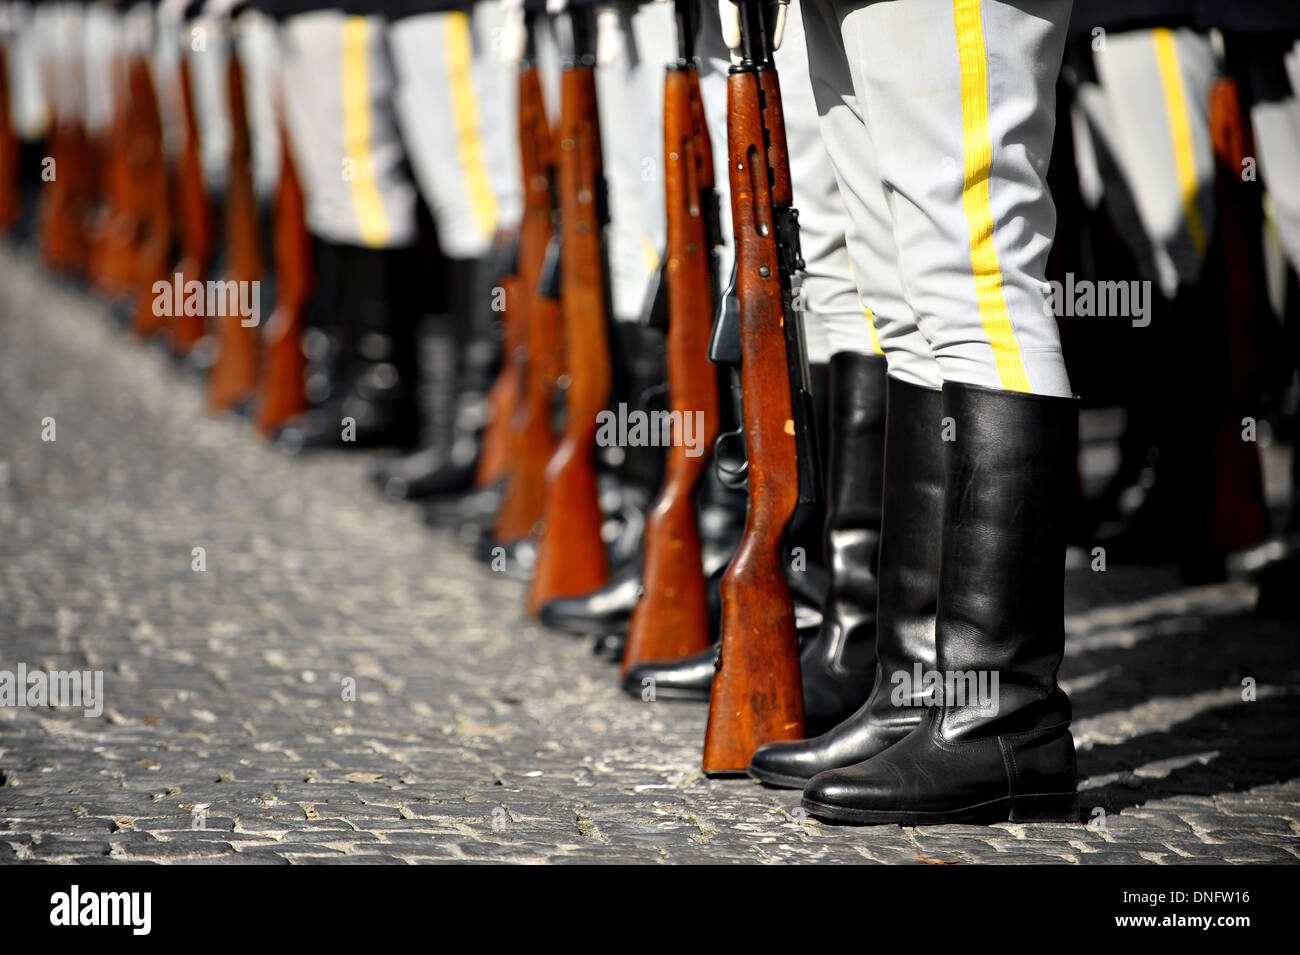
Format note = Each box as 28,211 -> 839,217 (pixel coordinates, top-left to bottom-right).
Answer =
873,376 -> 945,701
800,352 -> 888,718
935,382 -> 1079,739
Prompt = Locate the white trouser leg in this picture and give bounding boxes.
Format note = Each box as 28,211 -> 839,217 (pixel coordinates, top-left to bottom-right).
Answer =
5,3 -> 50,141
800,0 -> 936,383
390,11 -> 501,259
150,1 -> 185,162
1087,27 -> 1217,297
533,13 -> 562,121
595,0 -> 672,322
813,0 -> 1072,395
471,0 -> 522,234
281,11 -> 417,249
1250,40 -> 1300,279
81,4 -> 116,137
234,10 -> 283,204
187,16 -> 232,195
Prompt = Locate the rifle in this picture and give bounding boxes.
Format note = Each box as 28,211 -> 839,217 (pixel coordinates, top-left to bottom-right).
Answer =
128,56 -> 174,339
46,121 -> 91,273
207,47 -> 263,414
36,106 -> 67,266
525,7 -> 614,615
253,113 -> 311,435
171,55 -> 215,356
475,258 -> 521,489
89,50 -> 140,297
0,46 -> 19,233
493,28 -> 564,543
37,42 -> 94,273
1204,73 -> 1268,554
702,0 -> 818,774
621,0 -> 721,674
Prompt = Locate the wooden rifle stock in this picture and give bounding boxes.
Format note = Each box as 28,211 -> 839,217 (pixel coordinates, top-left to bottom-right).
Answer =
494,62 -> 563,542
89,52 -> 141,296
702,6 -> 804,774
171,57 -> 215,355
622,35 -> 720,673
129,57 -> 174,339
475,263 -> 520,487
1205,76 -> 1268,553
36,111 -> 67,267
253,116 -> 311,436
207,51 -> 263,414
526,39 -> 613,616
37,49 -> 93,272
0,47 -> 18,233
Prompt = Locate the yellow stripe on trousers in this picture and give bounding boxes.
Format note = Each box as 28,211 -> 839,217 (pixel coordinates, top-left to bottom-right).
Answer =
953,0 -> 1030,393
846,260 -> 885,355
1152,28 -> 1209,260
641,235 -> 661,275
445,12 -> 499,241
863,306 -> 884,355
341,16 -> 392,248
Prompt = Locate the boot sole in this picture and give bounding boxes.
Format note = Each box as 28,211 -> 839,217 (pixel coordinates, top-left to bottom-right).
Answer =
621,685 -> 711,703
539,617 -> 630,637
746,766 -> 812,791
802,792 -> 1079,826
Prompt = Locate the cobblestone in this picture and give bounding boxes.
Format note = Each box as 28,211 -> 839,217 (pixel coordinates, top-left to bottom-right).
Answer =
1,248 -> 1298,864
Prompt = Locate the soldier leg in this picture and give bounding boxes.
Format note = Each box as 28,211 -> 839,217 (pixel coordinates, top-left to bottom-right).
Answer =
1083,28 -> 1217,297
278,9 -> 422,452
797,0 -> 1080,826
381,7 -> 513,497
749,0 -> 944,786
1072,27 -> 1226,569
1249,39 -> 1300,279
1247,38 -> 1300,612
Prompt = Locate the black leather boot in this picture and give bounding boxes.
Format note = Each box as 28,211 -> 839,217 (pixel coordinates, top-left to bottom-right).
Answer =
278,245 -> 422,452
747,377 -> 942,787
373,255 -> 499,498
592,630 -> 627,661
539,562 -> 645,635
799,352 -> 888,733
298,238 -> 350,409
802,382 -> 1080,825
628,647 -> 718,699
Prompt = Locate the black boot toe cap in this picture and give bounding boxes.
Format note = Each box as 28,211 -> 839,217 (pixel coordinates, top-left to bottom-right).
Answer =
537,567 -> 643,635
748,739 -> 831,790
801,762 -> 902,820
592,631 -> 626,662
621,650 -> 715,701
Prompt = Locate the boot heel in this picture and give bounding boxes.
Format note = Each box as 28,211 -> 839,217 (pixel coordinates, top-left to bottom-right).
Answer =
1009,792 -> 1079,823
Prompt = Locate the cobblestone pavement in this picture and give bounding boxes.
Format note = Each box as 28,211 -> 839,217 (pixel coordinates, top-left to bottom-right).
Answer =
2,247 -> 1299,865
